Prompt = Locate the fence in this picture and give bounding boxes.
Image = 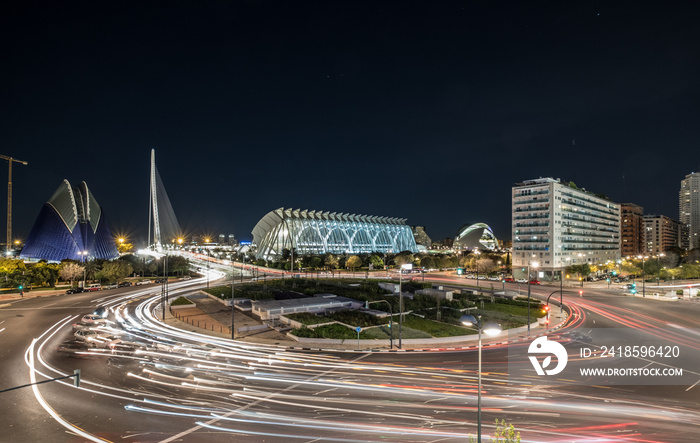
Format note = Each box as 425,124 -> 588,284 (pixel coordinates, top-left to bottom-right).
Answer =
170,306 -> 232,335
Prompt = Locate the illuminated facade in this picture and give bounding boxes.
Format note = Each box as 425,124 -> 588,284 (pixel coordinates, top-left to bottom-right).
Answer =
252,208 -> 418,259
454,223 -> 499,250
512,177 -> 620,281
20,180 -> 118,262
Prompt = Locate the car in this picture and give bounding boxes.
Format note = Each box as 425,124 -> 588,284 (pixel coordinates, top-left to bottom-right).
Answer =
81,314 -> 107,324
117,281 -> 132,288
65,287 -> 84,294
74,329 -> 100,344
86,284 -> 102,292
182,276 -> 191,280
515,278 -> 528,283
135,280 -> 152,286
504,277 -> 515,282
56,340 -> 94,357
93,306 -> 108,318
477,275 -> 487,280
487,276 -> 500,281
529,280 -> 541,285
72,321 -> 93,332
103,283 -> 119,290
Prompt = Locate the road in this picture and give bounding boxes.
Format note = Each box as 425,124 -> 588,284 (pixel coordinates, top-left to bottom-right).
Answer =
1,275 -> 699,442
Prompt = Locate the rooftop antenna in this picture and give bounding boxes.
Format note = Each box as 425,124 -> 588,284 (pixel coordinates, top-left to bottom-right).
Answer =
0,155 -> 28,248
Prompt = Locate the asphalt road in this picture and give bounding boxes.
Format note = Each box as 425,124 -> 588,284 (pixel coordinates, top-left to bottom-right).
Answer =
1,276 -> 700,442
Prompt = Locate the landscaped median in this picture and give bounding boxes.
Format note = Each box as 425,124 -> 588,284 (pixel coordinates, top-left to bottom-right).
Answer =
170,296 -> 195,310
201,278 -> 548,346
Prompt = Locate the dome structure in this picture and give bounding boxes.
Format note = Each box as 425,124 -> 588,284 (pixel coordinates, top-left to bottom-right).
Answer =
20,180 -> 118,261
454,223 -> 499,250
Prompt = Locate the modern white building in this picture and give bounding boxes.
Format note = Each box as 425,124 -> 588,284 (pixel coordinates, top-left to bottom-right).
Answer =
679,172 -> 700,250
512,178 -> 621,282
252,207 -> 418,260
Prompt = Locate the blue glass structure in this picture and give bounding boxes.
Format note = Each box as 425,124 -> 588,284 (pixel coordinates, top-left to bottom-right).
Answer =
20,180 -> 118,261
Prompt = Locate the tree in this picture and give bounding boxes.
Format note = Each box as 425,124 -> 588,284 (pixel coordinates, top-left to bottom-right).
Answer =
117,242 -> 133,254
346,255 -> 362,272
308,256 -> 323,269
420,256 -> 435,270
100,260 -> 134,283
369,254 -> 385,269
60,262 -> 85,287
324,254 -> 339,270
478,258 -> 497,275
394,253 -> 414,266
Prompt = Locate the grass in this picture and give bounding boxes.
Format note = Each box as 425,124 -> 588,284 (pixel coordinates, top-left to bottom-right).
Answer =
171,296 -> 194,306
403,315 -> 477,338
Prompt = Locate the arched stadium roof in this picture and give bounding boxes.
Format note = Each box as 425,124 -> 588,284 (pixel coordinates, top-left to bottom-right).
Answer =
454,222 -> 499,250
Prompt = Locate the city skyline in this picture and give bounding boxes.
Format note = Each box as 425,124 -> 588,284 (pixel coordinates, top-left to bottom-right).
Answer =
2,2 -> 699,245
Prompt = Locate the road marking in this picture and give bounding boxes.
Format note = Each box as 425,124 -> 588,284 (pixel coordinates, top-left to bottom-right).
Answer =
685,379 -> 700,392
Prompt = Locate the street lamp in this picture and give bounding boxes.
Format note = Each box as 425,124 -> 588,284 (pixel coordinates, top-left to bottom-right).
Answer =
657,253 -> 664,285
80,250 -> 88,288
474,249 -> 481,287
527,261 -> 538,334
204,239 -> 211,289
637,255 -> 648,297
460,314 -> 502,443
231,260 -> 236,339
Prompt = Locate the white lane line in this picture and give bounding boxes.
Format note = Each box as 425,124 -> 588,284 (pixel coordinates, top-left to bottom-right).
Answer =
685,379 -> 700,392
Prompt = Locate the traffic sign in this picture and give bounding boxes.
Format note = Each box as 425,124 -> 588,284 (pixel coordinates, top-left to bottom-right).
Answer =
355,326 -> 362,332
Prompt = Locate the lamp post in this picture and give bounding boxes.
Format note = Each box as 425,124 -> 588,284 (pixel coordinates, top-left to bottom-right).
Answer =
80,250 -> 88,289
638,255 -> 648,297
204,238 -> 211,289
231,260 -> 235,339
460,314 -> 502,443
398,267 -> 403,349
474,249 -> 481,287
657,253 -> 664,285
527,260 -> 538,334
366,300 -> 393,349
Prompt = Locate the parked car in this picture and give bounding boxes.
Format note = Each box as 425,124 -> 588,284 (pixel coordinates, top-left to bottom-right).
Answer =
86,284 -> 102,292
515,278 -> 528,283
182,276 -> 192,280
504,277 -> 515,282
103,283 -> 119,290
65,287 -> 84,294
135,280 -> 152,286
529,280 -> 541,285
117,282 -> 132,288
487,276 -> 500,281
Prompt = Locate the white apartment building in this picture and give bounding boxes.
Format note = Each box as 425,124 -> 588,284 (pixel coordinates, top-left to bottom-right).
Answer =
512,178 -> 621,281
679,172 -> 700,250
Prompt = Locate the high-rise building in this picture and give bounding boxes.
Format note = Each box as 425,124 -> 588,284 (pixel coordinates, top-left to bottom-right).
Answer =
643,215 -> 681,254
679,172 -> 700,250
512,178 -> 620,281
620,203 -> 645,256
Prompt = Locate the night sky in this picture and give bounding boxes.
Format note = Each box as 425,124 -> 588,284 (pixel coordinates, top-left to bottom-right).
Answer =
2,2 -> 699,246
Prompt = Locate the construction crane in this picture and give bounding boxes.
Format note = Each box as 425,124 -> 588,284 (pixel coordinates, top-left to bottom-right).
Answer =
0,155 -> 28,249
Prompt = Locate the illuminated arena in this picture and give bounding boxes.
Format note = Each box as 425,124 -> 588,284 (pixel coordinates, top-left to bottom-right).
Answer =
454,223 -> 499,250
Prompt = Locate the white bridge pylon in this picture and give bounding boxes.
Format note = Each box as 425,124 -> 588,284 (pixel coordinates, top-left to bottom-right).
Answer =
147,149 -> 181,252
